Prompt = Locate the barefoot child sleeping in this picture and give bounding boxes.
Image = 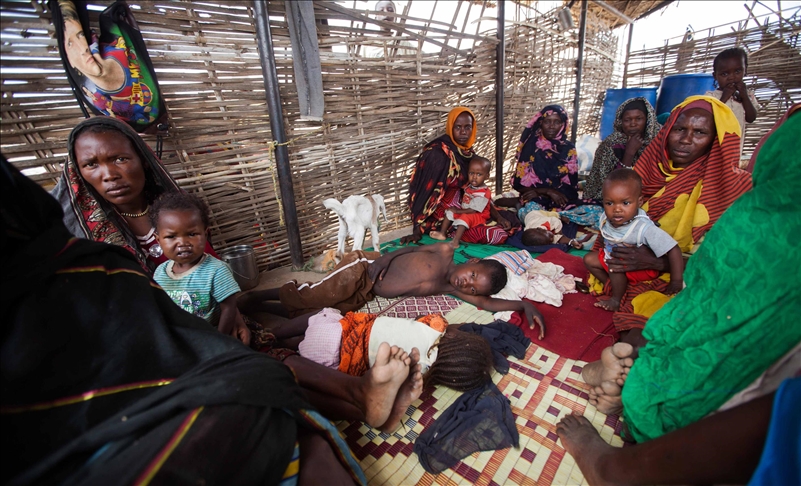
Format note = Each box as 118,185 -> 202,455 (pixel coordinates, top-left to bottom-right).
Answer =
241,242 -> 546,338
583,169 -> 684,312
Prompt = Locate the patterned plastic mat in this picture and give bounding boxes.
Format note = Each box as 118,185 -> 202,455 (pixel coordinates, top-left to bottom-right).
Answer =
342,302 -> 624,485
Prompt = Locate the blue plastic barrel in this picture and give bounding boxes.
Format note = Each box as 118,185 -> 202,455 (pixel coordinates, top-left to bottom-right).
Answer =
656,73 -> 715,118
599,88 -> 658,139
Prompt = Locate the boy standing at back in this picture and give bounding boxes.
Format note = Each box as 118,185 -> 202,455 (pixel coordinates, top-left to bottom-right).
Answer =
583,169 -> 684,312
243,242 -> 546,339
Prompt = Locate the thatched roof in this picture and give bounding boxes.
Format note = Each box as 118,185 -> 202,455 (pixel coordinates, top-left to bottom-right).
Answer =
509,0 -> 676,29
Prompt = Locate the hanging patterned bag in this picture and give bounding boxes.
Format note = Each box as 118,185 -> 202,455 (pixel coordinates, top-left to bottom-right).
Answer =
50,0 -> 167,134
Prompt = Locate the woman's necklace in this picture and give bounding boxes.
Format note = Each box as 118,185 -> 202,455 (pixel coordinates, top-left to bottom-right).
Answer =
456,146 -> 471,158
120,207 -> 149,218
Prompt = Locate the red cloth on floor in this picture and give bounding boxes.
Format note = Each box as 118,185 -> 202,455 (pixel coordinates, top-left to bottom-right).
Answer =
506,249 -> 617,361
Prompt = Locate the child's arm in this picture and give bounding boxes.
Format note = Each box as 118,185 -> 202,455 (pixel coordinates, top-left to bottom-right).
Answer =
218,295 -> 251,345
368,242 -> 452,281
556,234 -> 590,249
664,245 -> 685,295
736,82 -> 757,123
456,293 -> 546,340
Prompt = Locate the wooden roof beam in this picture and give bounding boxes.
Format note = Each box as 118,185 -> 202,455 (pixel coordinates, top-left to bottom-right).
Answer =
593,1 -> 635,24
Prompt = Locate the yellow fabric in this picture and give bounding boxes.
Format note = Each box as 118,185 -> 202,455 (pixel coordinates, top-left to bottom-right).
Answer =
630,290 -> 674,319
651,179 -> 707,253
674,95 -> 742,144
446,107 -> 477,150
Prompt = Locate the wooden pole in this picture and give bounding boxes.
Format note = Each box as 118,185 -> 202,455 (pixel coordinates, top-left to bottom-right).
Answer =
622,22 -> 634,88
253,1 -> 304,269
571,0 -> 587,143
495,0 -> 505,194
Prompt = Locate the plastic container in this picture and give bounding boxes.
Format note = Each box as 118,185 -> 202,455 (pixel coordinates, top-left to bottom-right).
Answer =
656,73 -> 715,118
218,245 -> 260,291
599,88 -> 658,139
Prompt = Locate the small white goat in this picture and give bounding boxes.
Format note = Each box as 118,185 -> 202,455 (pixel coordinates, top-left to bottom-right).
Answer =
323,194 -> 388,258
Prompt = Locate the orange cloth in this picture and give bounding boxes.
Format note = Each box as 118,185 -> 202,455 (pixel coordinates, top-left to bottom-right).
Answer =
338,312 -> 377,377
337,312 -> 449,376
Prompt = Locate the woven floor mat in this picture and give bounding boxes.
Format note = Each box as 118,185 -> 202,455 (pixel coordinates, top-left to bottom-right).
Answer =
338,303 -> 624,485
358,295 -> 462,318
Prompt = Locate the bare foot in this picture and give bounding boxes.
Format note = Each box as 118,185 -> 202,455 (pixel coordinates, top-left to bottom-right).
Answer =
360,343 -> 410,428
447,239 -> 461,249
595,297 -> 621,312
430,231 -> 446,241
556,414 -> 616,486
591,386 -> 623,415
379,347 -> 423,433
581,343 -> 634,387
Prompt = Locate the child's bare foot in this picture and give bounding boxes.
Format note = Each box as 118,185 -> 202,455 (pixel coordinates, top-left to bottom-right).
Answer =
594,296 -> 621,312
556,414 -> 616,486
361,343 -> 410,428
379,347 -> 423,433
581,343 -> 634,387
447,239 -> 461,249
430,231 -> 446,241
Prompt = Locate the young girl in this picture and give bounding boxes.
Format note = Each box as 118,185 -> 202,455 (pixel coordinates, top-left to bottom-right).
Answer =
151,192 -> 251,344
705,47 -> 758,155
431,156 -> 492,247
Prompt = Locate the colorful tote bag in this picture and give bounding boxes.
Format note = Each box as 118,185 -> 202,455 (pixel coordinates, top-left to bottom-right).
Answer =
51,0 -> 166,133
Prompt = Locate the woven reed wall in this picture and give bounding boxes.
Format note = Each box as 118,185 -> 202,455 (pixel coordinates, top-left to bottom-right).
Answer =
1,0 -> 619,270
624,12 -> 801,159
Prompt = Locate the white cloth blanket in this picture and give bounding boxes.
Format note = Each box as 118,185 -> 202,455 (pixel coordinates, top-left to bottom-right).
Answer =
492,260 -> 577,321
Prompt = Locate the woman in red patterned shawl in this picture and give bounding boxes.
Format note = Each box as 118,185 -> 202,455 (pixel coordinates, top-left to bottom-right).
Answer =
400,107 -> 511,245
51,117 -> 216,274
590,95 -> 752,334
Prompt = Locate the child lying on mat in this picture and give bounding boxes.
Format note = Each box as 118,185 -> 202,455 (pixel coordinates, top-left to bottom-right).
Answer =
583,169 -> 684,311
275,310 -> 494,392
240,242 -> 546,338
521,209 -> 590,249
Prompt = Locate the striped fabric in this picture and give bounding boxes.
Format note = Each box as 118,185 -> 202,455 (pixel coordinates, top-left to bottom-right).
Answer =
154,254 -> 240,327
486,250 -> 537,276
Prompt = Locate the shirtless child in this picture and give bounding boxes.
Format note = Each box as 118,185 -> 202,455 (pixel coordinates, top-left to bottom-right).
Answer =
241,242 -> 546,338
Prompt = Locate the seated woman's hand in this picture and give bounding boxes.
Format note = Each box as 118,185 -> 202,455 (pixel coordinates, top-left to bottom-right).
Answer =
400,227 -> 422,245
544,188 -> 568,207
519,188 -> 540,204
495,215 -> 511,230
625,134 -> 644,155
606,245 -> 666,273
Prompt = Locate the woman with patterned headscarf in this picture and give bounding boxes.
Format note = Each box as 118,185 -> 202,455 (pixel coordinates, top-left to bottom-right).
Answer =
509,105 -> 580,210
584,97 -> 661,202
401,107 -> 510,245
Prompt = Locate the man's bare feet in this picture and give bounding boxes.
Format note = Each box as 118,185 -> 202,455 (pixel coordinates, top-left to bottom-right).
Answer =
581,343 -> 634,387
556,414 -> 616,486
595,296 -> 621,312
361,343 -> 410,428
430,231 -> 446,241
379,347 -> 424,433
